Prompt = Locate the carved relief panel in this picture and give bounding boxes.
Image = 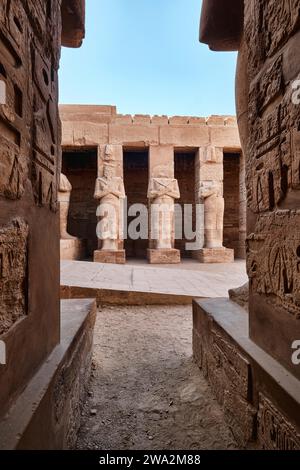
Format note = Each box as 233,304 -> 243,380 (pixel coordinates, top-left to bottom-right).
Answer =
0,219 -> 28,335
0,0 -> 60,209
245,0 -> 300,323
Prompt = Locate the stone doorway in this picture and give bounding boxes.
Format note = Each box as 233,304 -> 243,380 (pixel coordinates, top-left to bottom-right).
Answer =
123,148 -> 149,259
174,150 -> 196,258
223,152 -> 241,257
62,148 -> 98,258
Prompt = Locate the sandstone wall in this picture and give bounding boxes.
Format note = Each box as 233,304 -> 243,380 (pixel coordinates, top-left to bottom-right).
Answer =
0,0 -> 61,418
239,1 -> 300,380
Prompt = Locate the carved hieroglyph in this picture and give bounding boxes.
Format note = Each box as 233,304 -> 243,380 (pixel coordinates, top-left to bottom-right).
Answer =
258,394 -> 300,450
198,181 -> 224,249
148,177 -> 180,249
94,145 -> 125,251
58,173 -> 77,240
0,1 -> 60,211
242,1 -> 300,323
0,219 -> 28,335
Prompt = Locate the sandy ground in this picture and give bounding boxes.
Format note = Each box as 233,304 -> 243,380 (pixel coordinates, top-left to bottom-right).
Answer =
76,305 -> 238,450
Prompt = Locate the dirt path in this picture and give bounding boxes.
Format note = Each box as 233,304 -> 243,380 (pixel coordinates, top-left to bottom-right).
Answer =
76,305 -> 238,450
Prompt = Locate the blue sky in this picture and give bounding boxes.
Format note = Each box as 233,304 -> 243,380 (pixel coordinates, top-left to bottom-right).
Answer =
59,0 -> 237,117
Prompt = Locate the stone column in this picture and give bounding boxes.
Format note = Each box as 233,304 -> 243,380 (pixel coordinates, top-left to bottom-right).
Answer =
94,144 -> 126,264
58,173 -> 84,260
195,146 -> 234,263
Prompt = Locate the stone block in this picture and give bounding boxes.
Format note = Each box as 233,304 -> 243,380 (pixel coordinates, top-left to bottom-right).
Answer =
193,298 -> 300,450
94,249 -> 126,265
169,116 -> 190,125
0,299 -> 96,450
149,145 -> 174,177
109,123 -> 159,146
160,125 -> 210,147
206,115 -> 226,126
147,248 -> 181,264
210,126 -> 241,149
151,115 -> 169,125
195,247 -> 234,263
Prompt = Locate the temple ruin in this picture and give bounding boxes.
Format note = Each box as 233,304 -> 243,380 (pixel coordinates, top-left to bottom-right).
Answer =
60,105 -> 245,264
0,0 -> 299,452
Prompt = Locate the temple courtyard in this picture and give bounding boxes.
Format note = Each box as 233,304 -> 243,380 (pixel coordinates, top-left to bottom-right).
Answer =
61,260 -> 247,304
63,260 -> 246,450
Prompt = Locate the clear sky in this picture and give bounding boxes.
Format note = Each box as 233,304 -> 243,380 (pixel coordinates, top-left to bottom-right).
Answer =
59,0 -> 237,117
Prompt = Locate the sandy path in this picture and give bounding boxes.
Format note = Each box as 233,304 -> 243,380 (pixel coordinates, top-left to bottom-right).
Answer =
76,305 -> 238,450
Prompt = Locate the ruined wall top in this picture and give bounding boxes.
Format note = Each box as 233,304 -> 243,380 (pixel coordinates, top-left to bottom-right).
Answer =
60,104 -> 240,150
59,104 -> 237,128
61,0 -> 85,48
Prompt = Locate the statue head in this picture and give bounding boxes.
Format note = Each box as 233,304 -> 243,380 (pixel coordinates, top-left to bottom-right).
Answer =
104,144 -> 115,161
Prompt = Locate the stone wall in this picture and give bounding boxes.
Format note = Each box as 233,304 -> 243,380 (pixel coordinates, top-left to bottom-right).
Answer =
196,0 -> 300,450
239,1 -> 300,380
0,0 -> 61,419
193,298 -> 300,450
0,0 -> 94,449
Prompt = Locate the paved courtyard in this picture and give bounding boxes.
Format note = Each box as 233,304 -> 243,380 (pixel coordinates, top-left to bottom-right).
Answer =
61,259 -> 247,301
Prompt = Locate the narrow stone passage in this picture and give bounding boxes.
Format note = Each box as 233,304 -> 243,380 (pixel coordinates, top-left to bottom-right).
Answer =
76,306 -> 238,450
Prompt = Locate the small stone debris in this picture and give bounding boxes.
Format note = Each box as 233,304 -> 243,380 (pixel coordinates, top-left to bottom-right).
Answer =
90,409 -> 97,416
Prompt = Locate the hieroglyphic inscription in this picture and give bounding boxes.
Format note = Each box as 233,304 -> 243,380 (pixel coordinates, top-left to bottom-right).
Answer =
258,394 -> 300,450
0,0 -> 60,210
0,0 -> 28,200
247,211 -> 300,318
0,219 -> 28,335
244,0 -> 300,321
212,329 -> 251,401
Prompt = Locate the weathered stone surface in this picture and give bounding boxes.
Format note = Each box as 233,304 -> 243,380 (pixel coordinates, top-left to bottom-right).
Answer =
258,393 -> 300,450
94,249 -> 126,265
200,0 -> 300,381
0,219 -> 28,335
0,1 -> 94,451
193,298 -> 300,449
147,248 -> 180,264
0,299 -> 96,450
61,0 -> 85,48
229,282 -> 249,310
200,0 -> 244,51
195,247 -> 234,264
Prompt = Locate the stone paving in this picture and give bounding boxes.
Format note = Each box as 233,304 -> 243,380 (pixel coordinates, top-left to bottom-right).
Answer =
61,259 -> 247,300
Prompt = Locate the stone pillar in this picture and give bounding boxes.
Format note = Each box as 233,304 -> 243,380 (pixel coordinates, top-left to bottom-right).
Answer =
147,145 -> 180,264
58,173 -> 85,260
94,144 -> 126,264
195,146 -> 234,263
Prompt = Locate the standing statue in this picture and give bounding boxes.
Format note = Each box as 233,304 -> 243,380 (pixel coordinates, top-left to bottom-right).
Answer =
58,173 -> 76,240
147,165 -> 180,263
148,177 -> 180,249
94,145 -> 126,261
198,181 -> 224,248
